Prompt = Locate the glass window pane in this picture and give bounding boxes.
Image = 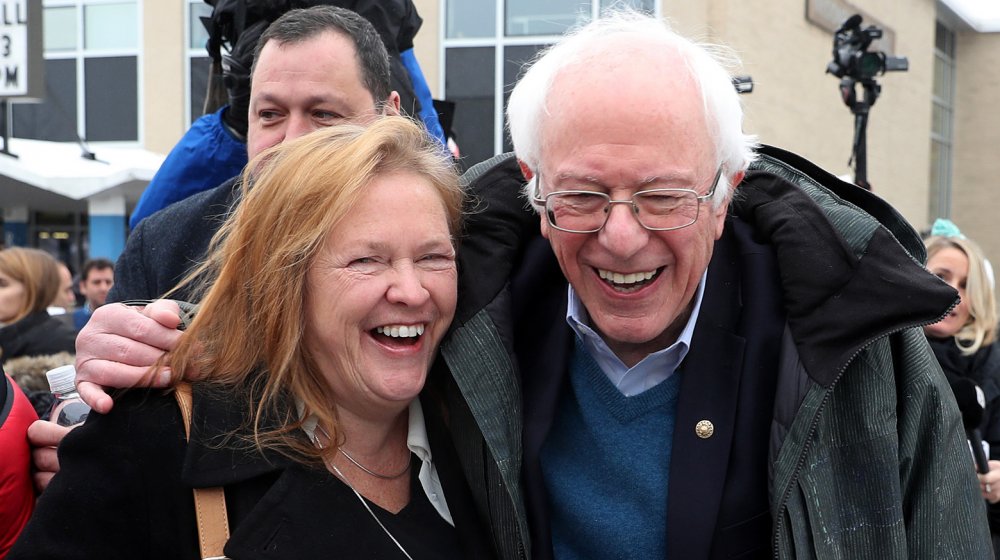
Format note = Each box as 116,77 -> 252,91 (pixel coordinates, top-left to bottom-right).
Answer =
85,56 -> 137,140
190,2 -> 212,50
12,59 -> 78,141
44,6 -> 77,52
600,0 -> 654,13
927,142 -> 940,219
506,0 -> 590,36
931,104 -> 944,136
190,56 -> 212,122
932,54 -> 946,100
502,44 -> 546,152
447,0 -> 495,39
445,47 -> 495,169
85,3 -> 137,50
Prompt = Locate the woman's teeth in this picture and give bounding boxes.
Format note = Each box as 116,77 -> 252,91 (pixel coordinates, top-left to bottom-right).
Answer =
375,325 -> 425,338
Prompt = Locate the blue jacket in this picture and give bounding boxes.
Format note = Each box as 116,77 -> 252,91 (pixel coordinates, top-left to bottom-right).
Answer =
129,107 -> 247,230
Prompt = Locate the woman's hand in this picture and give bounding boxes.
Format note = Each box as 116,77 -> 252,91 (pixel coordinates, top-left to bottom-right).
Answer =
978,460 -> 1000,503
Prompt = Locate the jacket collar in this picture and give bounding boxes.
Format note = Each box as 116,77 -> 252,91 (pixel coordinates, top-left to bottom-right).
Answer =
733,149 -> 958,387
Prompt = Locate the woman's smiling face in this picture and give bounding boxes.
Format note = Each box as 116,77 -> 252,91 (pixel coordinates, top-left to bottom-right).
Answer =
303,170 -> 458,420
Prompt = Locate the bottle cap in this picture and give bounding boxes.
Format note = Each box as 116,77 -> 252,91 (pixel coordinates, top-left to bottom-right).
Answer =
46,364 -> 78,395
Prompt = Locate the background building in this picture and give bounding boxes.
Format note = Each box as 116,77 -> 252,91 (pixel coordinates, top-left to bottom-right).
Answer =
1,0 -> 997,276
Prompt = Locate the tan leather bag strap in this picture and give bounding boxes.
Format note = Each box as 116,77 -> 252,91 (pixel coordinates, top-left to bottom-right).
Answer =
175,382 -> 231,560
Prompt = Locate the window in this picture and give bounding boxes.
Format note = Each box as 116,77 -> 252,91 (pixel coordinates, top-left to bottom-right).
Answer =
12,0 -> 140,142
187,0 -> 212,123
928,20 -> 955,220
442,0 -> 655,169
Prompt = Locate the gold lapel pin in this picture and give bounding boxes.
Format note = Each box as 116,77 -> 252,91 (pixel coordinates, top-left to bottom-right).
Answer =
695,420 -> 714,439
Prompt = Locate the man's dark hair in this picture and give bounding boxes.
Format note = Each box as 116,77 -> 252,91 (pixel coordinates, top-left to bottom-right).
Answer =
80,258 -> 114,282
252,5 -> 392,106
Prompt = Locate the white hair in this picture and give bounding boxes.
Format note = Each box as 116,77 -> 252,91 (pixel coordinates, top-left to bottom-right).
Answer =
507,9 -> 757,208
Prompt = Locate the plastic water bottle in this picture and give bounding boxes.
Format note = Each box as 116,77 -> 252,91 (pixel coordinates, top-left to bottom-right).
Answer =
45,365 -> 91,427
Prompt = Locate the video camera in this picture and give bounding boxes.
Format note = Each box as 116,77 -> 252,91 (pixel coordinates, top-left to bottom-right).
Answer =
826,14 -> 908,82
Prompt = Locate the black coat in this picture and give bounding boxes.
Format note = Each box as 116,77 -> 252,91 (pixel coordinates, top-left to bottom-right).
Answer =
0,311 -> 76,362
929,337 -> 1000,533
107,178 -> 240,304
9,378 -> 493,559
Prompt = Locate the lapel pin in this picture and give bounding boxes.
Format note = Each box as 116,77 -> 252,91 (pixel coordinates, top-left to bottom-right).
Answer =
695,420 -> 714,439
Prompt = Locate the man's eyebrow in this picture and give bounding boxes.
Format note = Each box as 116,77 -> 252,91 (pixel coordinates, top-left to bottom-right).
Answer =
252,92 -> 344,107
551,172 -> 696,188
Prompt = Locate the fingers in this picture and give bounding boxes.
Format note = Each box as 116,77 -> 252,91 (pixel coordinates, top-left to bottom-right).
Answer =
33,471 -> 55,493
27,420 -> 72,448
74,301 -> 182,408
77,302 -> 183,362
143,299 -> 183,330
977,460 -> 1000,503
27,421 -> 73,493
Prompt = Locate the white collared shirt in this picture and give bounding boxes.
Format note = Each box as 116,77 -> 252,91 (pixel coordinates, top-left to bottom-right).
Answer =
566,270 -> 708,396
301,399 -> 453,525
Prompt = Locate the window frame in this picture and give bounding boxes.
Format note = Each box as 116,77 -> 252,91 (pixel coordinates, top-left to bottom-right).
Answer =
929,20 -> 956,220
439,0 -> 659,160
33,0 -> 143,144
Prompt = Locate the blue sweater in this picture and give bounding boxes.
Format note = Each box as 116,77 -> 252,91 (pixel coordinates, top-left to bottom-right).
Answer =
541,338 -> 682,559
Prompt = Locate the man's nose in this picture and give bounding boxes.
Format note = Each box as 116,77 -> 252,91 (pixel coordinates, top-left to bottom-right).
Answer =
597,202 -> 649,259
285,114 -> 314,140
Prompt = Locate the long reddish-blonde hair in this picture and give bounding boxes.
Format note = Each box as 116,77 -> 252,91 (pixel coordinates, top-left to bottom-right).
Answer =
166,117 -> 462,462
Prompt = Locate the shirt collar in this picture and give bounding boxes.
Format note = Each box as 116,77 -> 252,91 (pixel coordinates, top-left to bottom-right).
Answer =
299,398 -> 453,525
566,269 -> 708,395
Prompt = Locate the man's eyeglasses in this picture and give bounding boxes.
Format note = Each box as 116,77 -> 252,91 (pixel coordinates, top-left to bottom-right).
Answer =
532,167 -> 723,234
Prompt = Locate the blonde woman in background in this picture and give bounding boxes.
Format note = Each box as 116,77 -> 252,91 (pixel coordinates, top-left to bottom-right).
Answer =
924,219 -> 1000,553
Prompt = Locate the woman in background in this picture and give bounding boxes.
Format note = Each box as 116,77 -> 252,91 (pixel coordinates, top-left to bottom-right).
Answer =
923,219 -> 1000,554
0,248 -> 77,364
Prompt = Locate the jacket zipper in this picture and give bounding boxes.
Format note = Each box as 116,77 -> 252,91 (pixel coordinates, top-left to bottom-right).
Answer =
770,299 -> 958,558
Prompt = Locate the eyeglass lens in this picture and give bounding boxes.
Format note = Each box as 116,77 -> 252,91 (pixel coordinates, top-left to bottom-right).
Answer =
546,190 -> 700,232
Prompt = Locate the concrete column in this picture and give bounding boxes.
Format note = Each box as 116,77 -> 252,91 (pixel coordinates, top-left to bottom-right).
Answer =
87,194 -> 126,260
2,206 -> 29,247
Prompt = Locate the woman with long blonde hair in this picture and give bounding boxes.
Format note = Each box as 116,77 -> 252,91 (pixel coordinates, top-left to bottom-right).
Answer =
924,219 -> 1000,553
11,118 -> 495,559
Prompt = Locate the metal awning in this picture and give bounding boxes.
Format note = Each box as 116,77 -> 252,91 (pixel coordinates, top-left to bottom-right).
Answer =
0,138 -> 164,213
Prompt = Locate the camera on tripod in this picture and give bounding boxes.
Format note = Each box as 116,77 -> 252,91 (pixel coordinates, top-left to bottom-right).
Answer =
827,14 -> 908,82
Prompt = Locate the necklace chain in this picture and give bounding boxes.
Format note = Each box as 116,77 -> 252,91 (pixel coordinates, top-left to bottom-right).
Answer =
339,447 -> 411,480
313,424 -> 411,480
310,425 -> 414,560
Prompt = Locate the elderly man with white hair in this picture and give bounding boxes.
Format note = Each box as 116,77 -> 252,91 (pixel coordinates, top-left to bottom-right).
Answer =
38,9 -> 990,560
452,10 -> 990,559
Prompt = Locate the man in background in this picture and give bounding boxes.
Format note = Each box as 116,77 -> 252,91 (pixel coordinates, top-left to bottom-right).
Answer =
72,259 -> 114,331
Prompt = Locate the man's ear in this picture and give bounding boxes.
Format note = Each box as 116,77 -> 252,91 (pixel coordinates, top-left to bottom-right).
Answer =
518,160 -> 534,182
384,92 -> 402,115
729,170 -> 745,191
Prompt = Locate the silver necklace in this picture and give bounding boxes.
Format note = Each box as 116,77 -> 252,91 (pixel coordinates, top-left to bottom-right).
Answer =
314,424 -> 411,480
340,447 -> 411,480
310,425 -> 414,560
330,462 -> 414,560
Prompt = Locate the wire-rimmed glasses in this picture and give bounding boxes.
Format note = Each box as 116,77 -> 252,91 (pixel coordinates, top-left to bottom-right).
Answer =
532,167 -> 723,233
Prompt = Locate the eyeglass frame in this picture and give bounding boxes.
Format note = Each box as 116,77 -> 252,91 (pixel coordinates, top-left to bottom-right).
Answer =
531,166 -> 724,234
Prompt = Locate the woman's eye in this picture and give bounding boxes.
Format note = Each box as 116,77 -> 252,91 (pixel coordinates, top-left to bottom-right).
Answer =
348,257 -> 385,272
418,253 -> 456,270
